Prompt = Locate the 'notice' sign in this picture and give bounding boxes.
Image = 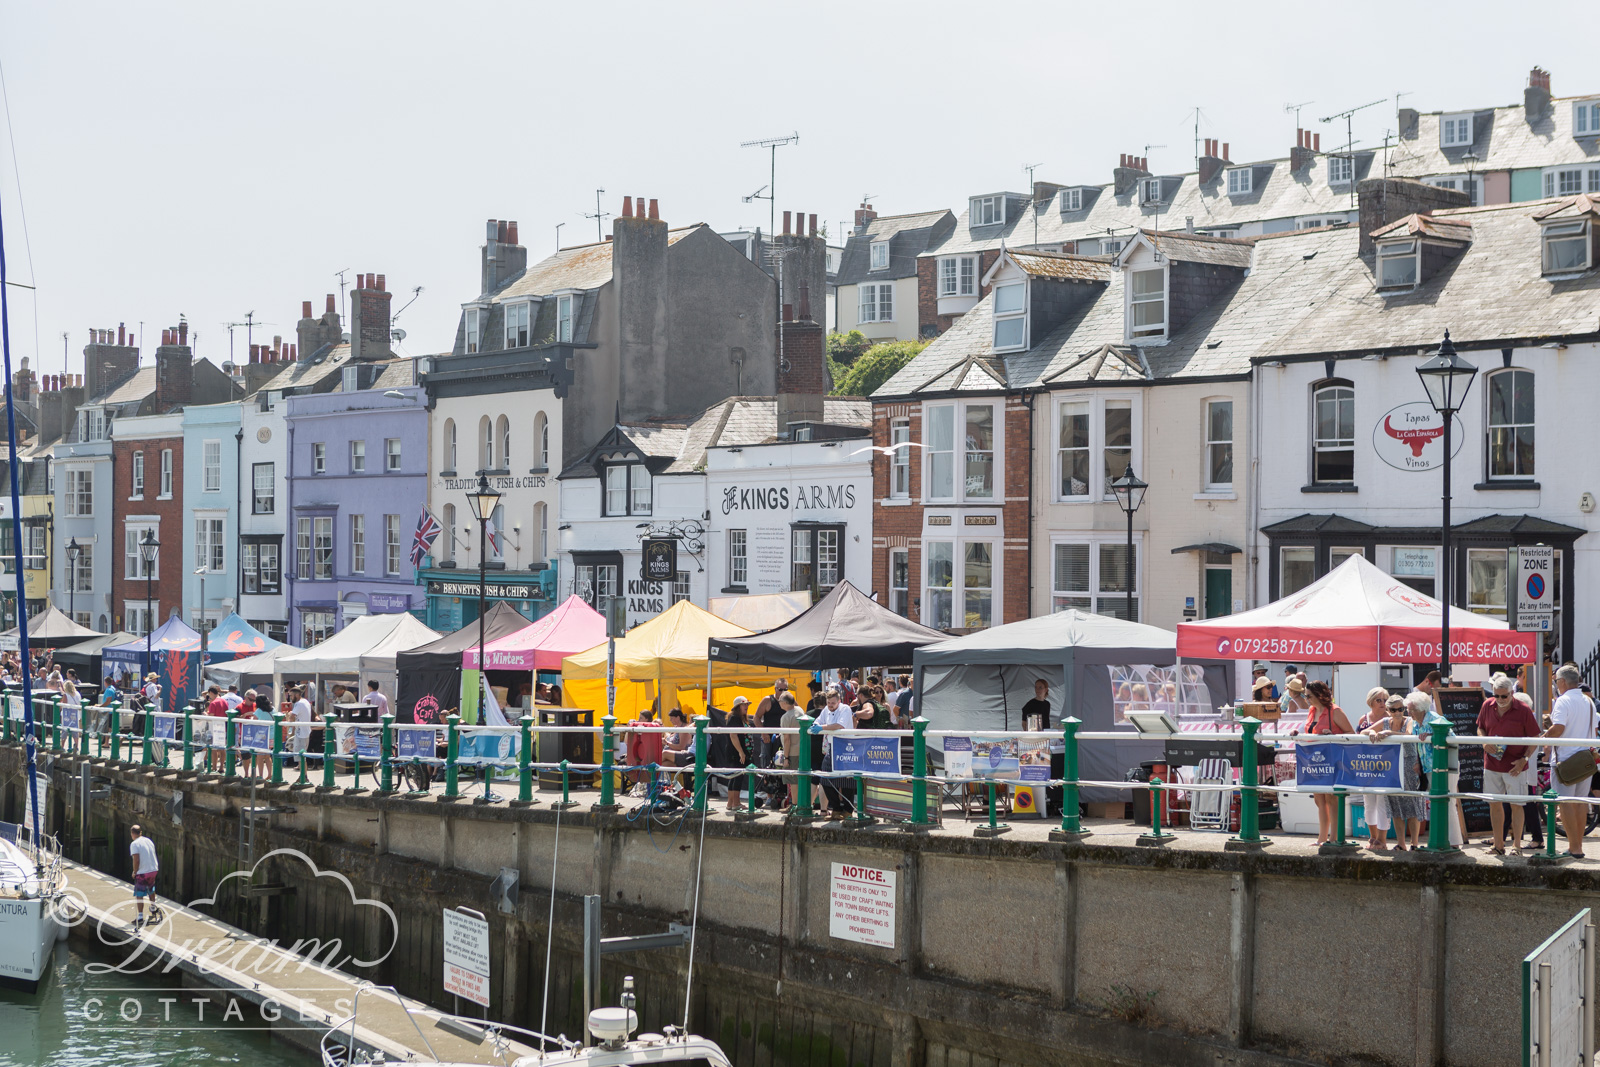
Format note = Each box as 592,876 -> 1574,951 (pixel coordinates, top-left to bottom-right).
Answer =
829,863 -> 896,949
442,907 -> 491,1007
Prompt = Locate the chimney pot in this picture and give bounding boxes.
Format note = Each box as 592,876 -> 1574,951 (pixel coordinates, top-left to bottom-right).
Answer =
605,235 -> 612,241
118,323 -> 125,345
648,198 -> 658,220
809,213 -> 817,236
782,303 -> 793,322
798,280 -> 811,320
376,274 -> 385,292
178,321 -> 188,345
1221,144 -> 1228,161
1312,133 -> 1319,152
486,219 -> 498,241
506,221 -> 517,245
783,210 -> 791,235
622,196 -> 633,218
326,293 -> 337,314
496,220 -> 508,243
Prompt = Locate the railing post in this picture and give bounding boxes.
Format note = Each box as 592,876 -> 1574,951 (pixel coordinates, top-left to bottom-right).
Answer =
1226,716 -> 1269,851
181,705 -> 194,773
444,714 -> 461,798
270,712 -> 286,785
322,715 -> 337,789
692,715 -> 708,813
794,713 -> 815,820
559,759 -> 573,808
974,775 -> 1011,839
224,709 -> 238,778
1421,718 -> 1459,855
140,704 -> 155,766
845,770 -> 873,827
51,695 -> 62,754
1,691 -> 10,744
379,714 -> 395,794
1137,777 -> 1174,846
908,715 -> 927,827
110,700 -> 123,762
1544,790 -> 1559,859
748,764 -> 758,815
596,713 -> 617,811
1319,784 -> 1360,855
79,702 -> 89,756
516,715 -> 533,804
1051,716 -> 1085,842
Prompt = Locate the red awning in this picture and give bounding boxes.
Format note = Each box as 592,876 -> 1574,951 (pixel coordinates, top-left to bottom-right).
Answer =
1177,554 -> 1540,664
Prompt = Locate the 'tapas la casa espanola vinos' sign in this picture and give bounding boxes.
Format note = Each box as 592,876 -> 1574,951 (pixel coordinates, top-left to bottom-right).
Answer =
1371,402 -> 1465,472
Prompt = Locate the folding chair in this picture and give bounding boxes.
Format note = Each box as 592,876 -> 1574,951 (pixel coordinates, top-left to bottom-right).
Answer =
1188,757 -> 1233,831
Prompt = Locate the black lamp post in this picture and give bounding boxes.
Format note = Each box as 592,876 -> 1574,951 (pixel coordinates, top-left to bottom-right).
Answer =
464,474 -> 502,705
65,538 -> 81,621
1416,330 -> 1478,679
139,529 -> 160,676
1109,463 -> 1148,622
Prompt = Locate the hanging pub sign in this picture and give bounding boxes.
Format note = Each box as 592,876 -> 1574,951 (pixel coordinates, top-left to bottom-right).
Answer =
641,538 -> 677,582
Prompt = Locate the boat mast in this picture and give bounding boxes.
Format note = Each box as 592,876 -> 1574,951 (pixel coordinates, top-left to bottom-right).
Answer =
0,176 -> 42,862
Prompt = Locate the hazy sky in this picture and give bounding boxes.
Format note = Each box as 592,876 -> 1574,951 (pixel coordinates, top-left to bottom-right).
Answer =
0,1 -> 1593,377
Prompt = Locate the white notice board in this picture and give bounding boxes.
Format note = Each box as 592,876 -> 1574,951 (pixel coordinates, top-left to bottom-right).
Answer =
829,862 -> 896,949
442,907 -> 491,1007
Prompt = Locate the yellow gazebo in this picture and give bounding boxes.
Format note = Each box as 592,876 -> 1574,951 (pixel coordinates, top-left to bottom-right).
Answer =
561,599 -> 783,717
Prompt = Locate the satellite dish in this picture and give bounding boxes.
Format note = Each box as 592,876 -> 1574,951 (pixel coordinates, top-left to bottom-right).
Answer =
392,327 -> 407,341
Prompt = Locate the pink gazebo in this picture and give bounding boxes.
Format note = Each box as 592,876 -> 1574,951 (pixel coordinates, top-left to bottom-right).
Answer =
1177,554 -> 1539,665
462,595 -> 608,671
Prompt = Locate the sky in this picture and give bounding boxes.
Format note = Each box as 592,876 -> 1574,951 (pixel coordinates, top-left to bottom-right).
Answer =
0,0 -> 1594,379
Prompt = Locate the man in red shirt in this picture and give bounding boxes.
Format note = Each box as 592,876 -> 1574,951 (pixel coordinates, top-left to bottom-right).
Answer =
204,685 -> 230,772
1477,673 -> 1540,855
627,705 -> 665,792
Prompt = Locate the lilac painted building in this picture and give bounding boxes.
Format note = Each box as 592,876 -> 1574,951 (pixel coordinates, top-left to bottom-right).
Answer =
284,364 -> 428,646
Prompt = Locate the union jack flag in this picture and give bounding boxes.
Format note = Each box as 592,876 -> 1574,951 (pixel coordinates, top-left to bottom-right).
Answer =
410,506 -> 443,568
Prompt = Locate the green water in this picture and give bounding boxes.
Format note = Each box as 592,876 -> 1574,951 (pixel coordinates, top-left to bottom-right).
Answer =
0,941 -> 309,1067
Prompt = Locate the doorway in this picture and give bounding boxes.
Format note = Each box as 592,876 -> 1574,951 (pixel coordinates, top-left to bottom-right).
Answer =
1204,567 -> 1232,618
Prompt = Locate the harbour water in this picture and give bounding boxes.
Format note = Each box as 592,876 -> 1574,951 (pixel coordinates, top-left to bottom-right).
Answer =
0,941 -> 307,1067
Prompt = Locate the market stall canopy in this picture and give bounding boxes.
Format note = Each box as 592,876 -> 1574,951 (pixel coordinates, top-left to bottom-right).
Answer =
103,615 -> 203,657
562,599 -> 780,689
707,591 -> 812,632
1175,553 -> 1539,664
274,612 -> 441,676
400,602 -> 531,673
205,643 -> 303,689
462,596 -> 604,671
709,581 -> 945,668
50,630 -> 136,685
205,612 -> 282,657
2,604 -> 103,646
101,616 -> 228,715
916,609 -> 1180,667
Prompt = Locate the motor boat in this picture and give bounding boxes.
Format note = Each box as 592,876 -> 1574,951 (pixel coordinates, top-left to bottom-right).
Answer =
321,976 -> 732,1067
0,830 -> 66,993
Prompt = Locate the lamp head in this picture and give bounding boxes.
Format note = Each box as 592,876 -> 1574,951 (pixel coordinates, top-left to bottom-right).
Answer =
1415,330 -> 1478,415
138,529 -> 160,564
1109,464 -> 1148,516
465,473 -> 502,521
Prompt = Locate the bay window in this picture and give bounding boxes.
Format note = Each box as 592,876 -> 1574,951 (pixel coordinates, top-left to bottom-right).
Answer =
938,255 -> 977,297
924,401 -> 998,503
924,539 -> 997,630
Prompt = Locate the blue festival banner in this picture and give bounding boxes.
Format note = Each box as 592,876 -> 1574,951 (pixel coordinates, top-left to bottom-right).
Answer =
397,728 -> 434,760
61,707 -> 80,734
1295,742 -> 1403,790
830,736 -> 901,775
238,721 -> 272,752
352,726 -> 383,760
154,715 -> 177,741
458,731 -> 517,763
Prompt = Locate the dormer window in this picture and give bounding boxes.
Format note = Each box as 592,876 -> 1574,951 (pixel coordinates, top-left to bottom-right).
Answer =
1127,268 -> 1166,340
1226,168 -> 1252,195
1138,178 -> 1162,204
1541,220 -> 1592,274
602,462 -> 651,516
1575,100 -> 1600,137
1329,155 -> 1353,185
1376,240 -> 1418,289
1441,113 -> 1473,148
1061,188 -> 1082,212
504,301 -> 531,348
869,241 -> 889,271
992,283 -> 1027,350
555,293 -> 575,342
464,306 -> 484,353
971,196 -> 1004,226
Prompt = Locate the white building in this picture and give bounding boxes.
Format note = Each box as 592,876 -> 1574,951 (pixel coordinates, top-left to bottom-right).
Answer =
238,391 -> 290,641
559,396 -> 870,628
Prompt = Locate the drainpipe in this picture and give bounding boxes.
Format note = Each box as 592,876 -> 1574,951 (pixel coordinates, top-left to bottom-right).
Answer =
1025,389 -> 1036,619
285,410 -> 295,642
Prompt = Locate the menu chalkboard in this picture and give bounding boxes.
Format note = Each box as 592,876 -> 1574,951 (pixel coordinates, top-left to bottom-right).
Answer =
1435,686 -> 1489,832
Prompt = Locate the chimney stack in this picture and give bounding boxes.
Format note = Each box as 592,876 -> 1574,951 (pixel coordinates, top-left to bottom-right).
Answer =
1526,66 -> 1553,124
1114,153 -> 1149,196
1291,128 -> 1316,172
853,202 -> 877,235
481,216 -> 528,292
1199,138 -> 1229,184
154,323 -> 193,408
349,271 -> 393,363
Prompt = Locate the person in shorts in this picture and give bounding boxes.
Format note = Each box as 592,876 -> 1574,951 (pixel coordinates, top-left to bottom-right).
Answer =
1476,673 -> 1539,855
1542,665 -> 1597,858
128,824 -> 162,929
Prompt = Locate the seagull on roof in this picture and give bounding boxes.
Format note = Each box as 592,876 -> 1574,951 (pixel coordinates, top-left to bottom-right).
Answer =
850,441 -> 925,457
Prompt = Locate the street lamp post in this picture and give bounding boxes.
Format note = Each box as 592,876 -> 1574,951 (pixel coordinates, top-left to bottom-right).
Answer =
139,530 -> 160,692
195,566 -> 209,699
1109,464 -> 1148,622
1416,330 -> 1478,679
65,538 -> 81,621
464,473 -> 503,717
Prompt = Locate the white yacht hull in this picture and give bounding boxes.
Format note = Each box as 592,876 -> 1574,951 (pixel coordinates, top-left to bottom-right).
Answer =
0,896 -> 59,992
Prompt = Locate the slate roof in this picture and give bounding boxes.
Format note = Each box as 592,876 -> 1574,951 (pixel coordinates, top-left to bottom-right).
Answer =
1369,213 -> 1474,242
565,396 -> 871,478
95,367 -> 157,409
1392,96 -> 1600,178
488,227 -> 700,305
1533,194 -> 1600,221
326,358 -> 415,393
256,343 -> 355,394
926,153 -> 1373,259
834,210 -> 955,285
878,196 -> 1600,400
1006,250 -> 1115,281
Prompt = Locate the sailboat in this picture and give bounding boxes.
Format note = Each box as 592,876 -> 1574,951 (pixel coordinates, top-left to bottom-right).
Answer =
0,145 -> 68,993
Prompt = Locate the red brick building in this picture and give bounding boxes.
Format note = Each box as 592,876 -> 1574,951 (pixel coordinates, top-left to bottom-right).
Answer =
110,412 -> 185,634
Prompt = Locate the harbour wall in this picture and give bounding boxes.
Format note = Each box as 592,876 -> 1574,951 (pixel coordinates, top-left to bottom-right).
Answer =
5,745 -> 1595,1067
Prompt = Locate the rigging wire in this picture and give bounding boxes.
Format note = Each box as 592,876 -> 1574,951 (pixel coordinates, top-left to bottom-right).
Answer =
538,799 -> 561,1049
0,56 -> 41,372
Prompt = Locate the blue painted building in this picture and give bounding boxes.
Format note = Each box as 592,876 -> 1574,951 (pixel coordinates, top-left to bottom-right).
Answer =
283,365 -> 428,646
180,401 -> 243,640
